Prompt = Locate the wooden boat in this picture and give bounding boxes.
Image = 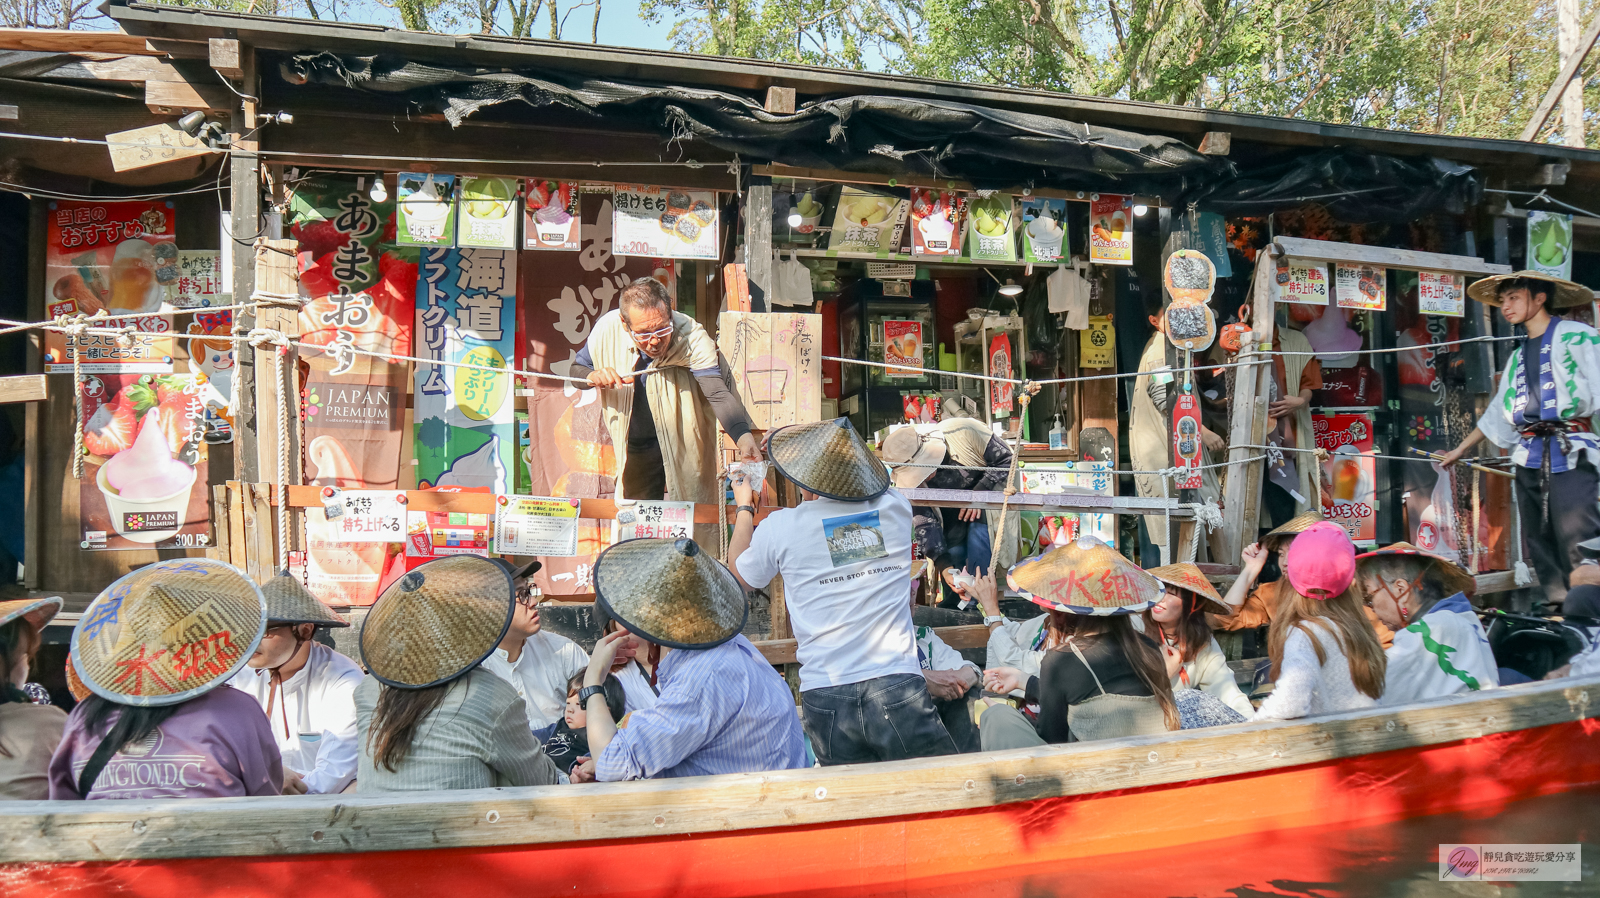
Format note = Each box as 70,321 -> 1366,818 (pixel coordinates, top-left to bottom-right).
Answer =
3,676 -> 1598,897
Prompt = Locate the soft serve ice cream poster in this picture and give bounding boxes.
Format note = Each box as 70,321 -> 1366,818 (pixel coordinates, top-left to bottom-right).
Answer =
1019,198 -> 1067,264
908,189 -> 964,257
414,247 -> 517,495
78,373 -> 209,550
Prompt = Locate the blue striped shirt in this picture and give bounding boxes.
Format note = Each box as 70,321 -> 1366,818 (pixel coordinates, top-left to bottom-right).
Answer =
595,634 -> 807,781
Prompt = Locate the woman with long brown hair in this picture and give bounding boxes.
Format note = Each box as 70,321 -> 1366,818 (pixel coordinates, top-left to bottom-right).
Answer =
1142,564 -> 1255,719
0,597 -> 65,799
355,556 -> 558,791
1255,523 -> 1386,719
980,539 -> 1178,748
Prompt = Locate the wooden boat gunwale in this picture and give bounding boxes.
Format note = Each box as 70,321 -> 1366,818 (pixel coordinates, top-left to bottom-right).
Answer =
1,675 -> 1595,864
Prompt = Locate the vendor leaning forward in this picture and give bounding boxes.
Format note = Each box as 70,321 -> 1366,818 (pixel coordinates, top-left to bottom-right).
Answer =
1439,272 -> 1600,607
572,278 -> 762,511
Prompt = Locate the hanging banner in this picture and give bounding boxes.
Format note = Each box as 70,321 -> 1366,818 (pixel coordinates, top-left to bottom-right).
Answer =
908,188 -> 965,257
1313,413 -> 1377,546
1181,211 -> 1233,279
524,180 -> 581,251
395,173 -> 457,247
1273,263 -> 1330,305
1020,198 -> 1067,264
1088,195 -> 1132,265
616,501 -> 694,541
612,185 -> 718,259
883,319 -> 924,378
827,187 -> 908,256
1418,271 -> 1465,317
1528,210 -> 1574,280
1335,264 -> 1386,311
1171,391 -> 1203,490
1080,316 -> 1115,367
414,247 -> 517,494
44,200 -> 178,373
989,333 -> 1014,416
967,194 -> 1017,262
457,177 -> 519,250
496,495 -> 581,556
185,310 -> 235,443
79,373 -> 210,551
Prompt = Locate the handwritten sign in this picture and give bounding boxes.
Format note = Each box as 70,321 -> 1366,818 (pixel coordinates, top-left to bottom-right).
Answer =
1336,264 -> 1386,311
106,123 -> 220,173
314,490 -> 405,543
617,501 -> 693,541
495,495 -> 580,556
1418,271 -> 1465,317
1275,263 -> 1329,305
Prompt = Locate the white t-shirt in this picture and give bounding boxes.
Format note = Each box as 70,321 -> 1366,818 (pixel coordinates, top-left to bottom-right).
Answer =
1047,264 -> 1090,329
736,489 -> 921,691
480,630 -> 590,730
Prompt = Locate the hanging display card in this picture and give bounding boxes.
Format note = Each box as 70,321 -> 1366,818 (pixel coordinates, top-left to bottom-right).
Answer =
1171,391 -> 1202,490
457,177 -> 519,250
396,173 -> 457,247
1275,263 -> 1329,305
312,490 -> 406,543
1019,197 -> 1067,264
1528,210 -> 1574,280
44,199 -> 178,373
1335,264 -> 1386,311
1314,413 -> 1377,546
883,319 -> 924,378
1080,316 -> 1115,367
495,495 -> 581,556
908,188 -> 965,257
989,333 -> 1015,416
617,501 -> 693,541
524,180 -> 581,251
1418,271 -> 1465,317
826,187 -> 908,255
1088,195 -> 1132,265
612,185 -> 719,259
968,194 -> 1017,262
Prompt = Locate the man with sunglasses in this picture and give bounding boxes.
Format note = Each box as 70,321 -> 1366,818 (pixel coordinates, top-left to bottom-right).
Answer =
482,560 -> 592,731
570,278 -> 761,507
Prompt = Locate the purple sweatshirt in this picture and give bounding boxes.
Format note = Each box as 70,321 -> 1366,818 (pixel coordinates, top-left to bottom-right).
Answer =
48,687 -> 283,800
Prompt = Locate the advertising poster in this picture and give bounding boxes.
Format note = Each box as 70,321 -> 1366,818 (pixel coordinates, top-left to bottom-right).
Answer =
44,200 -> 178,372
908,188 -> 965,257
414,247 -> 517,495
1088,195 -> 1132,265
1274,263 -> 1329,305
405,505 -> 491,558
395,173 -> 457,247
883,319 -> 924,378
612,185 -> 719,259
1335,264 -> 1386,311
457,177 -> 519,250
826,187 -> 908,255
1418,271 -> 1465,317
989,333 -> 1014,416
1528,210 -> 1574,280
1019,197 -> 1067,264
496,495 -> 581,556
1020,461 -> 1116,548
78,373 -> 210,550
617,500 -> 694,541
524,179 -> 581,251
967,193 -> 1017,262
1171,392 -> 1202,490
1080,316 -> 1115,367
185,310 -> 235,443
1313,413 -> 1377,546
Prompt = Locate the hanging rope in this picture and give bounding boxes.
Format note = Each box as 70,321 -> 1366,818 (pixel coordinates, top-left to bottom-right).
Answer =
59,314 -> 92,479
986,385 -> 1034,572
246,327 -> 292,568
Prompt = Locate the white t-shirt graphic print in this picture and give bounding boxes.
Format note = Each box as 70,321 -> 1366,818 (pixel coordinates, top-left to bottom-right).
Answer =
737,489 -> 921,691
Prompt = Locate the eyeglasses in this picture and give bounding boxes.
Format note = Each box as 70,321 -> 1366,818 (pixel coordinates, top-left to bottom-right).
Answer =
628,324 -> 674,343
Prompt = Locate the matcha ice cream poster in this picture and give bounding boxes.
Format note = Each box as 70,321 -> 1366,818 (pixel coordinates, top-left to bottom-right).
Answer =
414,247 -> 518,494
78,373 -> 210,551
1528,210 -> 1573,280
457,177 -> 519,250
968,194 -> 1017,262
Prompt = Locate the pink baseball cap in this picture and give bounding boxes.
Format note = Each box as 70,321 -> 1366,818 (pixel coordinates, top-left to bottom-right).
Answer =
1283,521 -> 1356,600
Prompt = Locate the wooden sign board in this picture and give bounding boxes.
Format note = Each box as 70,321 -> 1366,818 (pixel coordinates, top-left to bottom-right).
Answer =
717,311 -> 823,430
106,122 -> 220,173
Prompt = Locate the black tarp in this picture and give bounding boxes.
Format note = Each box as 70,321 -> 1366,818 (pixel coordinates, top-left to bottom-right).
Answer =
1178,147 -> 1481,223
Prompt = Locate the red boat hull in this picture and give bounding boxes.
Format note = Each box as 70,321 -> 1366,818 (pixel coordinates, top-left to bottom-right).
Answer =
8,718 -> 1598,898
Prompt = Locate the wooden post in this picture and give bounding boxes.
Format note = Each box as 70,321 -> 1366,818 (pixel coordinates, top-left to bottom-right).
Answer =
1220,255 -> 1278,560
744,176 -> 772,313
22,197 -> 45,589
252,240 -> 301,492
231,45 -> 261,481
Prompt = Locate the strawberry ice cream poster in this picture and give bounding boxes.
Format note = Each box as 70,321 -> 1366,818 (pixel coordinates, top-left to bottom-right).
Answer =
78,373 -> 209,551
414,247 -> 517,494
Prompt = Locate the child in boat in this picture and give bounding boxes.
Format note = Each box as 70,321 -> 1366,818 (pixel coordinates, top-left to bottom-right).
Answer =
570,538 -> 807,782
728,420 -> 959,764
226,573 -> 363,795
0,597 -> 66,800
533,671 -> 626,776
1253,523 -> 1387,720
353,556 -> 560,792
49,560 -> 284,800
1355,543 -> 1498,705
1141,564 -> 1255,719
980,538 -> 1179,748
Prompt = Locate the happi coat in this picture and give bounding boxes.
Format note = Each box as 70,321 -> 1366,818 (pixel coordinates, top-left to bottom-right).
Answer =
1378,592 -> 1499,707
1477,317 -> 1600,474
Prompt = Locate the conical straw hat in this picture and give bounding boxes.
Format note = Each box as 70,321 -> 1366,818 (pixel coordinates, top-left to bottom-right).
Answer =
1146,563 -> 1231,616
595,538 -> 746,650
768,418 -> 891,501
1010,537 -> 1164,615
1262,510 -> 1324,547
0,596 -> 61,631
71,559 -> 266,707
360,555 -> 512,689
262,571 -> 349,627
1355,541 -> 1476,597
1466,270 -> 1594,310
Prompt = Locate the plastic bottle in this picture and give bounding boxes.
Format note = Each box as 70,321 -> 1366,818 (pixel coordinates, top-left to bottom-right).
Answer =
1049,414 -> 1066,450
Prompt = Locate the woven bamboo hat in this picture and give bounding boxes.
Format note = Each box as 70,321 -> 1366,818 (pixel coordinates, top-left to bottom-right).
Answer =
262,571 -> 349,627
768,418 -> 891,501
594,538 -> 746,650
880,426 -> 945,489
1010,536 -> 1164,616
360,555 -> 512,689
0,596 -> 62,631
1262,510 -> 1324,547
1355,541 -> 1476,598
71,559 -> 266,707
1466,271 -> 1594,309
1146,563 -> 1231,616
